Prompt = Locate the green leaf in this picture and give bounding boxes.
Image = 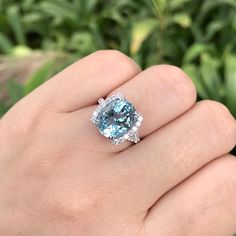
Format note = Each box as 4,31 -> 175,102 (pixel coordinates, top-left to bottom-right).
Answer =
7,79 -> 24,104
7,5 -> 26,45
225,54 -> 236,117
182,64 -> 209,99
183,43 -> 208,63
22,0 -> 37,10
22,12 -> 43,26
11,45 -> 32,57
0,103 -> 9,117
130,18 -> 157,55
169,0 -> 191,10
89,22 -> 106,49
0,32 -> 13,54
152,0 -> 167,17
205,21 -> 225,41
68,32 -> 95,53
172,13 -> 192,28
24,61 -> 54,95
83,0 -> 99,13
199,0 -> 236,23
40,1 -> 77,22
200,54 -> 222,101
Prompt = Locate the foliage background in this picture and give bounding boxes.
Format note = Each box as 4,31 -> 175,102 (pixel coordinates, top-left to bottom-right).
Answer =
0,0 -> 235,234
0,1 -> 235,129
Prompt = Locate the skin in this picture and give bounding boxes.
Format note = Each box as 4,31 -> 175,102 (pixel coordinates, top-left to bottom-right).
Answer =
0,50 -> 235,236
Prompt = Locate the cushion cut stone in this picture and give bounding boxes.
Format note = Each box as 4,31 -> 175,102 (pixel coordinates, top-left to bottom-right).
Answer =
96,98 -> 138,139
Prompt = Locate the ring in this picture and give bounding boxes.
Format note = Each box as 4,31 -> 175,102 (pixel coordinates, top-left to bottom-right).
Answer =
91,93 -> 143,145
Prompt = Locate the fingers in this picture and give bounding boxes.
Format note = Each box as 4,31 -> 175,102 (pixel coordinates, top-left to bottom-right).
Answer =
71,65 -> 196,152
108,65 -> 196,138
144,155 -> 236,236
2,50 -> 140,136
10,50 -> 141,114
47,50 -> 141,112
111,100 -> 236,210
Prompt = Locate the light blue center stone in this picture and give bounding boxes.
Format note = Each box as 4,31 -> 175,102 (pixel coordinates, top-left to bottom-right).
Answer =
96,98 -> 138,139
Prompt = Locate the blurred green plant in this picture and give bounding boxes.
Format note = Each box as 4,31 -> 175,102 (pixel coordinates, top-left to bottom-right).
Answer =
0,0 -> 235,230
0,0 -> 235,125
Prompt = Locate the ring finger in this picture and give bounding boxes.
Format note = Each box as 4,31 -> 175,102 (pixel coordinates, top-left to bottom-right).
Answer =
72,65 -> 197,152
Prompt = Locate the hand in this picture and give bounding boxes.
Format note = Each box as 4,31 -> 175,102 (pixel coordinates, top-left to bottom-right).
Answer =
0,50 -> 235,236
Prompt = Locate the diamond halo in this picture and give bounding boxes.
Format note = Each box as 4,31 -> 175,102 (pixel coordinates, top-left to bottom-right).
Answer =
90,93 -> 143,145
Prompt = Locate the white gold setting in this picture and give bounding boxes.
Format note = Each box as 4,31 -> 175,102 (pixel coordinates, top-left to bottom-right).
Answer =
91,93 -> 143,145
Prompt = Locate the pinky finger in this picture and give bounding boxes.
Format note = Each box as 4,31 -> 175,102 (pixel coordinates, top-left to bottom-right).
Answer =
144,155 -> 236,236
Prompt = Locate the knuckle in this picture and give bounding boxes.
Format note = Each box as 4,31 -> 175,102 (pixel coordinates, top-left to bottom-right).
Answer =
199,100 -> 231,115
212,156 -> 236,214
148,64 -> 197,104
47,184 -> 101,221
155,64 -> 186,77
92,50 -> 140,73
93,49 -> 125,59
197,100 -> 236,149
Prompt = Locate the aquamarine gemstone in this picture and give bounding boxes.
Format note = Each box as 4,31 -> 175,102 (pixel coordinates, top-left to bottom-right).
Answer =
96,98 -> 138,139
